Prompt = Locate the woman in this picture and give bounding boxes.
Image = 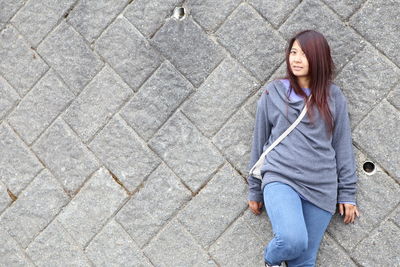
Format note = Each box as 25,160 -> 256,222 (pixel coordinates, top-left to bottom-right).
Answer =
247,30 -> 360,267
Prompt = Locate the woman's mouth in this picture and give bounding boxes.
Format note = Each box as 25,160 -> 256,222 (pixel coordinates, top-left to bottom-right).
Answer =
292,66 -> 303,71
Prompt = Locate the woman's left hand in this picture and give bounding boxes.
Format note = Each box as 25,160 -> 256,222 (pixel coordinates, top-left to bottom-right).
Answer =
338,203 -> 360,224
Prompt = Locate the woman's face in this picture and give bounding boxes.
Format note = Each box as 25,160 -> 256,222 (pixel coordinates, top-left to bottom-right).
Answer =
289,40 -> 309,78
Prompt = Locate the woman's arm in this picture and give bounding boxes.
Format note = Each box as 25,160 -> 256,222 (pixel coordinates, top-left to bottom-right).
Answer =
248,88 -> 272,203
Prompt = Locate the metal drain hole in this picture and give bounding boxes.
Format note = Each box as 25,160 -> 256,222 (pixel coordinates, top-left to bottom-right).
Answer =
363,161 -> 376,175
173,7 -> 186,20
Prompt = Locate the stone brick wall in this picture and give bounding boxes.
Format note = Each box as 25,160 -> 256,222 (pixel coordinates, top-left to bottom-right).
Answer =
0,0 -> 399,266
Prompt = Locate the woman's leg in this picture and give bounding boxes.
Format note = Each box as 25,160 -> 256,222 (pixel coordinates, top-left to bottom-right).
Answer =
286,198 -> 333,267
263,182 -> 308,266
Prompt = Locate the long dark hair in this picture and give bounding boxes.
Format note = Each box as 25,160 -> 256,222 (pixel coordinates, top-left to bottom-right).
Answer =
282,30 -> 336,136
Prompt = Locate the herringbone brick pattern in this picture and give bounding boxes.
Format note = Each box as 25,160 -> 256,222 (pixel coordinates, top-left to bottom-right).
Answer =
0,0 -> 399,266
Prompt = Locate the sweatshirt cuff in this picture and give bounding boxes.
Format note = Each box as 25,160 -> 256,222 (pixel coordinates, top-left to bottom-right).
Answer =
248,190 -> 263,203
338,201 -> 356,206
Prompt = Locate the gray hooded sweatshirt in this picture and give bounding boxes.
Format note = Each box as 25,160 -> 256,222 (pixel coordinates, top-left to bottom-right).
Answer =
247,79 -> 358,215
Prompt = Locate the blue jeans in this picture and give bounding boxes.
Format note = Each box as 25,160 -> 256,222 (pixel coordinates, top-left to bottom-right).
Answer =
263,182 -> 332,267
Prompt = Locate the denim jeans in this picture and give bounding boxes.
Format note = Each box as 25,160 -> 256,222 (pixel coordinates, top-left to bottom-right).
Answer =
263,182 -> 333,267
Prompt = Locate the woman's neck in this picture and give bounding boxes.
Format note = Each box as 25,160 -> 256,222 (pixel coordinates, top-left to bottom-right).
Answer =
298,77 -> 310,88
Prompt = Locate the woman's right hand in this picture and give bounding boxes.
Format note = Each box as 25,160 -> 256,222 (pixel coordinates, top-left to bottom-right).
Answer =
248,200 -> 263,215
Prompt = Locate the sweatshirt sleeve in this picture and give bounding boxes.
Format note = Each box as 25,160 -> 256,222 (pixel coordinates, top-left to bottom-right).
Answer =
332,88 -> 358,204
247,89 -> 272,203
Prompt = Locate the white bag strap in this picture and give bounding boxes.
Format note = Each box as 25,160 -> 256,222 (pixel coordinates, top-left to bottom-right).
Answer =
249,95 -> 312,179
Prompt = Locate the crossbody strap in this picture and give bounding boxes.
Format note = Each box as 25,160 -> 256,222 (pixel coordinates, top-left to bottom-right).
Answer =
249,94 -> 312,179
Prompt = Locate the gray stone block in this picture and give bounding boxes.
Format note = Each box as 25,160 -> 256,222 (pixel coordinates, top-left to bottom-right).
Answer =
0,122 -> 43,195
95,17 -> 162,91
0,0 -> 25,23
37,21 -> 104,95
177,164 -> 247,248
57,167 -> 128,247
8,69 -> 75,145
387,84 -> 400,110
335,44 -> 400,128
85,219 -> 152,266
216,3 -> 285,81
0,169 -> 69,248
144,218 -> 215,267
209,217 -> 265,266
149,112 -> 224,192
249,0 -> 300,27
63,65 -> 133,143
353,100 -> 400,181
151,16 -> 224,87
316,233 -> 357,267
279,0 -> 364,71
327,148 -> 400,251
116,163 -> 191,247
0,180 -> 11,215
0,75 -> 19,120
124,0 -> 182,37
181,57 -> 257,137
241,208 -> 273,245
351,220 -> 400,266
187,0 -> 241,31
120,61 -> 193,141
90,115 -> 160,192
0,25 -> 48,96
67,0 -> 130,43
350,0 -> 400,66
322,0 -> 364,19
11,0 -> 75,46
32,118 -> 100,195
26,220 -> 92,266
390,206 -> 400,227
213,108 -> 254,175
0,226 -> 34,267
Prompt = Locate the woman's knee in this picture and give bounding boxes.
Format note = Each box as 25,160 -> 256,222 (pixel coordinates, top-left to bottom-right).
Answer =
275,232 -> 308,257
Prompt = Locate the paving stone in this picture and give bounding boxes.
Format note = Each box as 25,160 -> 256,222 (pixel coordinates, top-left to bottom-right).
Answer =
67,0 -> 129,43
181,57 -> 257,137
213,108 -> 254,175
0,226 -> 34,267
0,169 -> 69,248
32,118 -> 100,195
151,16 -> 224,87
26,220 -> 92,266
144,218 -> 215,267
0,180 -> 11,215
57,167 -> 128,247
279,0 -> 365,71
241,208 -> 273,245
351,220 -> 400,266
0,0 -> 26,23
124,0 -> 183,37
85,219 -> 152,266
0,75 -> 19,120
216,3 -> 285,81
120,61 -> 193,141
116,163 -> 191,247
322,0 -> 364,19
8,69 -> 75,145
0,122 -> 43,195
353,100 -> 400,181
177,164 -> 247,248
335,44 -> 400,128
316,233 -> 357,267
0,24 -> 48,96
248,0 -> 300,27
209,216 -> 265,266
390,205 -> 400,227
387,84 -> 400,110
95,17 -> 162,91
327,148 -> 400,251
149,112 -> 224,192
11,0 -> 75,46
90,115 -> 160,192
63,65 -> 133,143
350,0 -> 400,66
37,21 -> 104,95
187,0 -> 241,31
